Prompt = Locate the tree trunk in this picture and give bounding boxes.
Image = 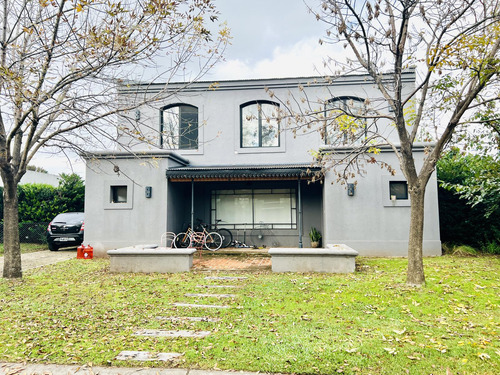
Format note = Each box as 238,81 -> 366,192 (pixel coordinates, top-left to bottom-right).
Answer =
2,174 -> 22,279
406,185 -> 426,286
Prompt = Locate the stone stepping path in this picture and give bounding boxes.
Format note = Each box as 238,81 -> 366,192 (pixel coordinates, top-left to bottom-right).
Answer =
115,351 -> 182,361
196,284 -> 240,289
184,293 -> 236,298
155,316 -> 220,322
204,276 -> 248,280
133,329 -> 211,338
172,302 -> 231,309
117,275 -> 247,364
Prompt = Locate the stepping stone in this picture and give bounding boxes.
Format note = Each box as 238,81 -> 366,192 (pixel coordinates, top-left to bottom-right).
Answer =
133,329 -> 211,338
155,316 -> 221,322
204,276 -> 248,280
185,293 -> 237,298
115,351 -> 182,361
172,302 -> 231,309
196,284 -> 240,289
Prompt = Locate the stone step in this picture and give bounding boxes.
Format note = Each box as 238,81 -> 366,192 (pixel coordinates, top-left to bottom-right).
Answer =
133,329 -> 211,338
115,351 -> 182,361
155,316 -> 220,322
172,302 -> 231,309
204,276 -> 248,280
184,293 -> 236,298
196,284 -> 240,289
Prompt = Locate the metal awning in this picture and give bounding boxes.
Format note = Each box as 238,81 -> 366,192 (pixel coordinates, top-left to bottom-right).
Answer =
165,164 -> 321,182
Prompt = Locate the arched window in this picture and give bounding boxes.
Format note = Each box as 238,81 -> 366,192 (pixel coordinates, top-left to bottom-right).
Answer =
240,101 -> 280,148
324,96 -> 367,145
160,104 -> 198,150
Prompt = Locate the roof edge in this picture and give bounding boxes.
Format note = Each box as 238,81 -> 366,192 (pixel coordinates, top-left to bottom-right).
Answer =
81,150 -> 190,166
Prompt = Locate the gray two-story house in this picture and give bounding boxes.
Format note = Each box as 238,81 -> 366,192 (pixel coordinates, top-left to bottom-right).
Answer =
83,72 -> 441,257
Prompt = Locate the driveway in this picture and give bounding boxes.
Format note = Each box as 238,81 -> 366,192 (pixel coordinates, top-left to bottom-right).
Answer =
0,249 -> 75,272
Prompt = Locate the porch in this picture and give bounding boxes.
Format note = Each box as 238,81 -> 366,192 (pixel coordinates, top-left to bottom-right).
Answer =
165,164 -> 323,249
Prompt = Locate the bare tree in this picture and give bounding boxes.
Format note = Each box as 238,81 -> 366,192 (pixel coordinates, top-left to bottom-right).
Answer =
278,0 -> 500,285
0,0 -> 228,278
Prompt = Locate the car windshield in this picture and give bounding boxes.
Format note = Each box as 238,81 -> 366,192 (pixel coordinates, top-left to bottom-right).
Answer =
53,213 -> 84,223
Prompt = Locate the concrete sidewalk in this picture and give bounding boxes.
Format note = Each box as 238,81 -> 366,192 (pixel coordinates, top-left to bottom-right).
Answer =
0,363 -> 271,375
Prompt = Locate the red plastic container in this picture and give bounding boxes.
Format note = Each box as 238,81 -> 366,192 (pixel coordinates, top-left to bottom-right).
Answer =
77,244 -> 85,259
77,245 -> 93,259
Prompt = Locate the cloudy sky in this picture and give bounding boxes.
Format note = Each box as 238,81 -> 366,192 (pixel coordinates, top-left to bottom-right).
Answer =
208,0 -> 345,80
36,0 -> 340,176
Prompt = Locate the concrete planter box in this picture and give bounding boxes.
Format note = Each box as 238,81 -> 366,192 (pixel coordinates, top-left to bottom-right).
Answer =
108,246 -> 197,273
269,244 -> 358,273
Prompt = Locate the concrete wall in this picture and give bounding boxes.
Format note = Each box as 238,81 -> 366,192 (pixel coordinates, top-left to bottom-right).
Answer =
84,155 -> 181,257
322,149 -> 441,256
118,73 -> 416,167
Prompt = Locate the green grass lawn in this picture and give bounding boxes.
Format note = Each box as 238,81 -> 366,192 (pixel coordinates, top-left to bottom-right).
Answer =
0,243 -> 48,255
0,256 -> 498,374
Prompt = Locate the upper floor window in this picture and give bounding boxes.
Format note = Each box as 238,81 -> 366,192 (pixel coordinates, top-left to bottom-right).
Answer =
161,104 -> 198,150
241,101 -> 280,148
324,96 -> 367,146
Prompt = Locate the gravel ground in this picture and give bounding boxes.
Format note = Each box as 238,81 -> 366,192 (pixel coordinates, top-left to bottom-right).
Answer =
0,249 -> 75,272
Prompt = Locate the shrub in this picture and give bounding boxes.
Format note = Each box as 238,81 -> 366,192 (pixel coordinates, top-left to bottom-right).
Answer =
437,150 -> 500,251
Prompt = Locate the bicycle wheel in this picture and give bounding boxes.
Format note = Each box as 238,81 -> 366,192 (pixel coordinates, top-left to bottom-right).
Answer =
204,232 -> 222,251
217,228 -> 233,248
174,232 -> 191,248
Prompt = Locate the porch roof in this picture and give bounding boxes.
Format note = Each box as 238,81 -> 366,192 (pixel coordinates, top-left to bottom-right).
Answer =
165,164 -> 321,182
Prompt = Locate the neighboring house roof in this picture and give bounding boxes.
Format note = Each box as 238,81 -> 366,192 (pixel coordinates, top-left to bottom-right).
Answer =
0,170 -> 60,187
165,164 -> 321,182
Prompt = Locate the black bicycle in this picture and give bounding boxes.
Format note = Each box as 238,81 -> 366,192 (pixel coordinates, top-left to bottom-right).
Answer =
196,219 -> 233,248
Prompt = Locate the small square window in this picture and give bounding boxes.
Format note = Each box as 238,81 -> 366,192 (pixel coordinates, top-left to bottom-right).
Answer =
111,185 -> 128,203
389,181 -> 408,200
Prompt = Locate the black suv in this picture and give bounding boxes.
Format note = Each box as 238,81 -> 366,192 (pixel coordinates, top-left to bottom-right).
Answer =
46,212 -> 84,251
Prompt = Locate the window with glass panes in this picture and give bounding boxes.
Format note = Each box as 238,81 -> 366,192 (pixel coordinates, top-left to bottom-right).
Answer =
160,104 -> 198,149
211,189 -> 296,229
324,96 -> 367,145
240,101 -> 280,148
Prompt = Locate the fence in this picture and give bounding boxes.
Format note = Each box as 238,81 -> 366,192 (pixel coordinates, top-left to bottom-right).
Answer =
0,222 -> 49,244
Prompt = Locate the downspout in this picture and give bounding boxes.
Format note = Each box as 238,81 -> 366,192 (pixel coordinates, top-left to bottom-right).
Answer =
298,177 -> 303,248
191,178 -> 195,229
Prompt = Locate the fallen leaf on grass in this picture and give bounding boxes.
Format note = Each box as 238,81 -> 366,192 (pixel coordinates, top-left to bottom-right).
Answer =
478,353 -> 490,360
393,328 -> 406,335
384,347 -> 397,355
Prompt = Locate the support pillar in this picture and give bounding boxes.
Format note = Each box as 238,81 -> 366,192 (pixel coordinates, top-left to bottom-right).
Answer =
298,178 -> 303,248
191,179 -> 195,229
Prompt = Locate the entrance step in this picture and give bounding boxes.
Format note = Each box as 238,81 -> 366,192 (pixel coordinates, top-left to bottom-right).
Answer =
184,293 -> 236,298
172,302 -> 231,309
115,351 -> 182,361
133,329 -> 211,338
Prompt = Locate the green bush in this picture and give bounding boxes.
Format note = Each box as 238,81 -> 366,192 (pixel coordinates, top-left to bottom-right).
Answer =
0,173 -> 85,222
437,150 -> 500,251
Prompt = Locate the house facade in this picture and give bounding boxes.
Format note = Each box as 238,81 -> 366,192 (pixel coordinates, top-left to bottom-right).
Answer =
84,72 -> 442,257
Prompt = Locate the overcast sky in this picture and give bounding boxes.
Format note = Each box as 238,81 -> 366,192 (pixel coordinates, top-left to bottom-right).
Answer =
209,0 -> 337,80
36,0 -> 339,176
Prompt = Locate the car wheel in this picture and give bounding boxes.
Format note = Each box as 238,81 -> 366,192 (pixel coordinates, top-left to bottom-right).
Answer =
48,243 -> 58,251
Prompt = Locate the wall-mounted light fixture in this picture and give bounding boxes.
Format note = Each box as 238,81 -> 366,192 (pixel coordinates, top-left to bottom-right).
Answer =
135,109 -> 141,121
145,186 -> 152,198
347,183 -> 355,196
